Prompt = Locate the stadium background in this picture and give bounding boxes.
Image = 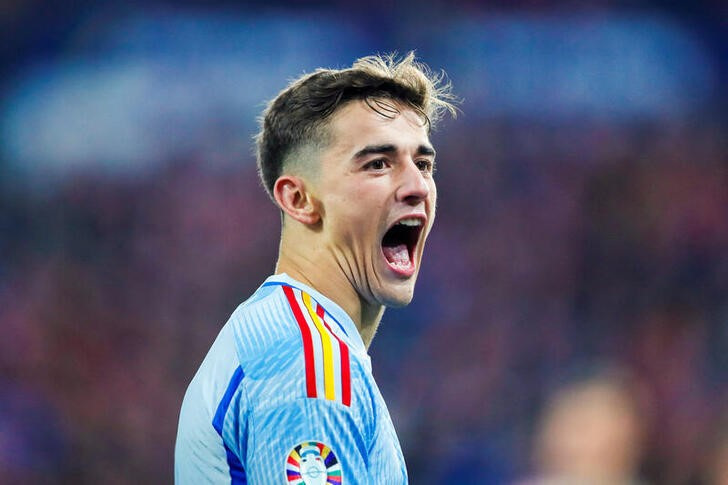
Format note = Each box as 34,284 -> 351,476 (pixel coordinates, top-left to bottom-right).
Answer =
0,0 -> 725,483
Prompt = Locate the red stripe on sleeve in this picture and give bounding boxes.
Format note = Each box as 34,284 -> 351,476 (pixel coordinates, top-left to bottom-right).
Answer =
317,304 -> 352,407
283,286 -> 317,398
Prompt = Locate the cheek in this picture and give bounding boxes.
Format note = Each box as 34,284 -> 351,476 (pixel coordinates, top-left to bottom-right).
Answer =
427,183 -> 437,231
346,185 -> 388,218
322,180 -> 388,240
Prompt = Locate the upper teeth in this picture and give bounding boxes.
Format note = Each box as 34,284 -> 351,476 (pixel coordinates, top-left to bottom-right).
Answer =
397,218 -> 422,227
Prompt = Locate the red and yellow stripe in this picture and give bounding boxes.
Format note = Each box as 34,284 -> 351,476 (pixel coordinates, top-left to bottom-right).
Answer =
283,286 -> 352,406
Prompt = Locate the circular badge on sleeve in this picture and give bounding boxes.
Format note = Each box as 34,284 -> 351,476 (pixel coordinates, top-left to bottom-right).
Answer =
284,440 -> 343,484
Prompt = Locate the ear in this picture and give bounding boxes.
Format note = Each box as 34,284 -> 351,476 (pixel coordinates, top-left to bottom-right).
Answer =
273,175 -> 321,225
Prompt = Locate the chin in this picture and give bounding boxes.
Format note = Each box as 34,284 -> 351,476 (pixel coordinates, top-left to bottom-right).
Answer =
377,282 -> 416,308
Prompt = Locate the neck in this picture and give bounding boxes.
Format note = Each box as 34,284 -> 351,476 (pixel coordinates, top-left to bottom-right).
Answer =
276,239 -> 384,348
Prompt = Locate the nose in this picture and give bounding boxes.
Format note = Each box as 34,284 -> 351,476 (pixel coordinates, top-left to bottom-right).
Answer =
396,159 -> 431,205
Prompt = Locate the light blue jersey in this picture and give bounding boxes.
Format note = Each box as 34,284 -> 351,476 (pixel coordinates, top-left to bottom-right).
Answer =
175,274 -> 407,484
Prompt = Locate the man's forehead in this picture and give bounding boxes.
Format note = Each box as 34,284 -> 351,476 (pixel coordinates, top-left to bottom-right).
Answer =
327,100 -> 432,153
331,98 -> 427,127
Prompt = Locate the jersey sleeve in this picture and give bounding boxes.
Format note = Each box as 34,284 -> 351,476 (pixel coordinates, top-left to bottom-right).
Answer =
244,397 -> 371,485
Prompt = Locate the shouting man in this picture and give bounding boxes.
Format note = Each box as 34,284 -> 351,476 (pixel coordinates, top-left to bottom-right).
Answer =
175,52 -> 456,484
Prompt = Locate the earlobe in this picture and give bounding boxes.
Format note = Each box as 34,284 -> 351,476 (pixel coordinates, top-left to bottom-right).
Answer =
273,175 -> 321,225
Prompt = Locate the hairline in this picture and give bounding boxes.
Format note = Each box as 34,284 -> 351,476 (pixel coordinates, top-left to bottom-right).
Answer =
278,96 -> 428,183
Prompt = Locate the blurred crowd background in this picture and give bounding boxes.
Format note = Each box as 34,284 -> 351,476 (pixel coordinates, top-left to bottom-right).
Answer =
1,0 -> 726,483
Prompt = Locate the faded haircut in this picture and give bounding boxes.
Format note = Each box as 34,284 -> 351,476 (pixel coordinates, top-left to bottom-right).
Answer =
255,52 -> 458,199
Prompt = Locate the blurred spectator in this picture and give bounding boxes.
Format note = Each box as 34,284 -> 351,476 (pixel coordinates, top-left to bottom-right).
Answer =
520,369 -> 647,485
703,411 -> 728,485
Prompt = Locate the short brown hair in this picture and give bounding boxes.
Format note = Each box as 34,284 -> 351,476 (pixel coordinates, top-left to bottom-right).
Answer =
255,52 -> 457,198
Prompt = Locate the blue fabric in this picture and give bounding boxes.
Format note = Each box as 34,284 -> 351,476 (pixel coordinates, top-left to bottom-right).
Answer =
175,274 -> 408,484
212,366 -> 247,484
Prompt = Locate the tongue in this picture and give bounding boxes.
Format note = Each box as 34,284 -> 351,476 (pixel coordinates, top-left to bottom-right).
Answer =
383,244 -> 410,266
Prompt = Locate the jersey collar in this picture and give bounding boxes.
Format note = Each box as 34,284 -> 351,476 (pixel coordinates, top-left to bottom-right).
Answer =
262,273 -> 367,355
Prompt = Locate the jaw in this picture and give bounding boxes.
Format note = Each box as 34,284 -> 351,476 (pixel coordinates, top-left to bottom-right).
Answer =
374,277 -> 416,308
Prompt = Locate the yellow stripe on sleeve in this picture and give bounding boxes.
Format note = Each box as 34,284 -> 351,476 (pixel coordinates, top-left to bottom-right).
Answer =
302,292 -> 336,401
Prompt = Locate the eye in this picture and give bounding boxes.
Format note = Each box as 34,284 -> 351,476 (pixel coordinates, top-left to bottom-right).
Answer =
363,159 -> 388,171
415,159 -> 434,173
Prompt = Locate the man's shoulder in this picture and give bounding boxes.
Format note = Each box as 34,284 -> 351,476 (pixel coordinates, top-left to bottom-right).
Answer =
230,279 -> 358,361
233,280 -> 369,411
228,281 -> 301,358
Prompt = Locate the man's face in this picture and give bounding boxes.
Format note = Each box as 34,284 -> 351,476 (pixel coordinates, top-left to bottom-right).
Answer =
311,99 -> 437,308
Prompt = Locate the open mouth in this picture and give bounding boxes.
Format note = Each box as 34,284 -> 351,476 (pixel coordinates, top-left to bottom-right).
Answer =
381,217 -> 424,276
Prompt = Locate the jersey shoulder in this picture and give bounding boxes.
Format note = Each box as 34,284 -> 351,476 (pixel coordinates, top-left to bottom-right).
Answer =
231,282 -> 360,411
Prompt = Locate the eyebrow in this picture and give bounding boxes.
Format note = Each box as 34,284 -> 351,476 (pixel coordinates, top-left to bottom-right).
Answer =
353,144 -> 436,159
